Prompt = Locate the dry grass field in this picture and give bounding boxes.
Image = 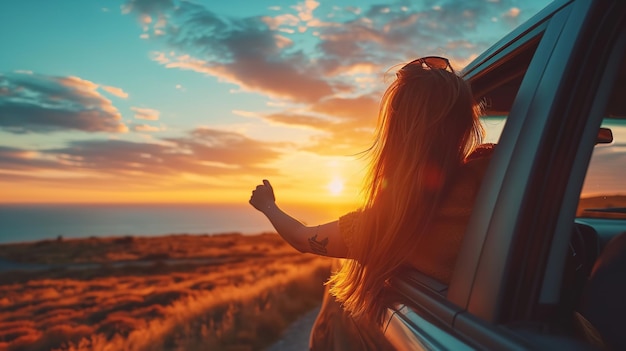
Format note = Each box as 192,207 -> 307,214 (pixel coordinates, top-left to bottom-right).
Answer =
2,195 -> 622,351
0,233 -> 332,351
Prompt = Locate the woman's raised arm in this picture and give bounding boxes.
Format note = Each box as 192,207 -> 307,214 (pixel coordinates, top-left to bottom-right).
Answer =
249,179 -> 348,258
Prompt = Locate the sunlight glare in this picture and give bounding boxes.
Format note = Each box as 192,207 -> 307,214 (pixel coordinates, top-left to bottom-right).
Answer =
328,178 -> 344,196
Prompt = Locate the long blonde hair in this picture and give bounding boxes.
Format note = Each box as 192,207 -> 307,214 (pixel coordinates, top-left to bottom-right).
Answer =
328,63 -> 484,324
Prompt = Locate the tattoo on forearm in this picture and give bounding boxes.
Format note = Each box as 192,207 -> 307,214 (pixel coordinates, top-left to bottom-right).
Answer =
308,234 -> 329,255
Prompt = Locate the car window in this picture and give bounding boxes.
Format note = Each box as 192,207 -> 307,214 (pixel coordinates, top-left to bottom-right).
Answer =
471,34 -> 543,144
578,55 -> 626,219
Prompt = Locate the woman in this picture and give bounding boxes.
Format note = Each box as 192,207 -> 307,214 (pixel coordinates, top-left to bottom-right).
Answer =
249,56 -> 493,348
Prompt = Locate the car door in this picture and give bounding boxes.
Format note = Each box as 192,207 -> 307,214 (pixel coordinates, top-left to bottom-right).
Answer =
383,0 -> 626,349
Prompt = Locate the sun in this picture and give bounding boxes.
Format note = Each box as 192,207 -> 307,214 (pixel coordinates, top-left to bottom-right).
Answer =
327,178 -> 344,195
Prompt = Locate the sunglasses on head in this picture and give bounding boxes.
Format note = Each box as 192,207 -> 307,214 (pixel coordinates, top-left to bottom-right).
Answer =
401,56 -> 454,73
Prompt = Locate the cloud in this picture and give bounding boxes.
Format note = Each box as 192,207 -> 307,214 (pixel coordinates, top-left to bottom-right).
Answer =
261,94 -> 377,128
101,85 -> 129,99
259,94 -> 379,155
149,50 -> 333,103
0,72 -> 128,134
125,8 -> 545,118
0,146 -> 63,171
264,112 -> 337,130
310,95 -> 378,121
122,0 -> 174,15
305,122 -> 374,156
132,124 -> 162,132
127,0 -> 543,106
122,0 -> 549,157
502,7 -> 522,26
165,127 -> 284,168
293,0 -> 320,22
504,7 -> 521,18
127,1 -> 335,103
131,107 -> 160,120
0,128 -> 283,185
312,0 -> 549,77
308,96 -> 379,155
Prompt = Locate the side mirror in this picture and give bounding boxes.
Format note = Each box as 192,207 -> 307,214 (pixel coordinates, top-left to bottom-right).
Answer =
596,127 -> 613,144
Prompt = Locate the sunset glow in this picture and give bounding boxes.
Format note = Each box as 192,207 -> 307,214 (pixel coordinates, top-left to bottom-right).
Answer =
328,178 -> 345,196
0,0 -> 552,205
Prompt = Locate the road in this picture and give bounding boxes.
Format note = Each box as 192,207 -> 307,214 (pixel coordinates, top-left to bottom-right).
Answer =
265,306 -> 320,351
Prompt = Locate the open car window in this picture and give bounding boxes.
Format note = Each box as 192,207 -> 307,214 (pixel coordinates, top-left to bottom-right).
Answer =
475,35 -> 543,144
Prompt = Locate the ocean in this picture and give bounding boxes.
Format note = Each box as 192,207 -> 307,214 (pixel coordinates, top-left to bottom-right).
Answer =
0,203 -> 352,244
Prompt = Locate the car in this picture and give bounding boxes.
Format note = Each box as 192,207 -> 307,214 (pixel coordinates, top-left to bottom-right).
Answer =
381,0 -> 626,350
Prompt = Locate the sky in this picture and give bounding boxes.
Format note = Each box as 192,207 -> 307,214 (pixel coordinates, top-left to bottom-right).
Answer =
0,0 -> 555,205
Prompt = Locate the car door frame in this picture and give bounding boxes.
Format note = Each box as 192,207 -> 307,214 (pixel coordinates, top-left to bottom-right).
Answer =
383,0 -> 626,349
451,0 -> 626,325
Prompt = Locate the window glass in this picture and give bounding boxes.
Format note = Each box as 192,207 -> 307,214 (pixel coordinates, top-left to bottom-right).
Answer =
578,56 -> 626,219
